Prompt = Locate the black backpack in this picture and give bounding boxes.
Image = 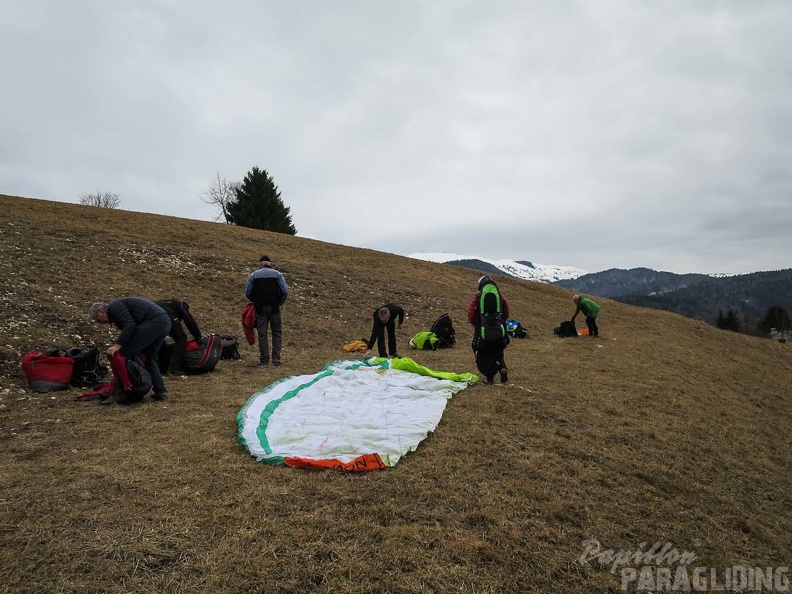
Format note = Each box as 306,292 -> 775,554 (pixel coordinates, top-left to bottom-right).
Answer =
478,283 -> 507,343
430,313 -> 456,349
183,334 -> 223,373
125,356 -> 153,400
94,354 -> 151,404
554,320 -> 578,337
221,335 -> 242,360
66,347 -> 109,388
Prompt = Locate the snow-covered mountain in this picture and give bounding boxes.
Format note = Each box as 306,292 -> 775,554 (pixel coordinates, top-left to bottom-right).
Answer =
407,252 -> 586,283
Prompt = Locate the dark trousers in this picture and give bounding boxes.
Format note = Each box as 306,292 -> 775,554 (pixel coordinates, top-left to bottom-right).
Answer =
374,320 -> 398,357
256,306 -> 282,363
119,313 -> 170,394
167,321 -> 188,372
474,341 -> 507,382
586,316 -> 599,337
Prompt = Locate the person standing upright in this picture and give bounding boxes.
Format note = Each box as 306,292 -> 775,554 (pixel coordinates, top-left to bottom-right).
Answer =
571,294 -> 600,337
468,276 -> 510,385
245,255 -> 289,365
363,303 -> 405,358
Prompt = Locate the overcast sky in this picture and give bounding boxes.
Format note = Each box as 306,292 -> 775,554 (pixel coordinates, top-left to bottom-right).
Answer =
2,1 -> 791,274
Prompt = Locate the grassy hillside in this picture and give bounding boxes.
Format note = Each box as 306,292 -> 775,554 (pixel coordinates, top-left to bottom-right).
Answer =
1,193 -> 791,593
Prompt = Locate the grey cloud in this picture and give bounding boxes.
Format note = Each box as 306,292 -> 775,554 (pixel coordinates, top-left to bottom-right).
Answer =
2,1 -> 791,275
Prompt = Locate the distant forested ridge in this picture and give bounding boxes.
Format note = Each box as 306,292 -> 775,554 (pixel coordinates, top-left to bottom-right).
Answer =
444,259 -> 504,276
553,268 -> 792,333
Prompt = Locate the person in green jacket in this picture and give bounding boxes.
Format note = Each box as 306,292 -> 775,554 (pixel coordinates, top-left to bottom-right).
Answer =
572,294 -> 600,337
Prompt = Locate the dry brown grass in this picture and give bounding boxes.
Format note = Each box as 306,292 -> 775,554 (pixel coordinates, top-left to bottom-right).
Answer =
1,193 -> 791,593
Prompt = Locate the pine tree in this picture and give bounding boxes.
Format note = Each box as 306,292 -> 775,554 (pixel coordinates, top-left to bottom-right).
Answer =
716,309 -> 726,329
226,167 -> 297,234
723,307 -> 742,333
757,305 -> 792,337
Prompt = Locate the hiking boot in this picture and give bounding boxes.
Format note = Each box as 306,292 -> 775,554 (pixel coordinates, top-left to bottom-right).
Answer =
481,378 -> 494,386
152,390 -> 169,401
499,367 -> 509,383
273,361 -> 282,367
259,360 -> 269,366
168,369 -> 186,376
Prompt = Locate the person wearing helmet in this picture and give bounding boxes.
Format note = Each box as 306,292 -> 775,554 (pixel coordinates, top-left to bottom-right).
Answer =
468,276 -> 510,385
571,294 -> 600,337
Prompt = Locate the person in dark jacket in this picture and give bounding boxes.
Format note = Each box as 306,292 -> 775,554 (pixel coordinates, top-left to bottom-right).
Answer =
364,303 -> 405,358
89,297 -> 171,400
571,294 -> 600,337
245,255 -> 289,365
468,276 -> 510,385
155,299 -> 203,375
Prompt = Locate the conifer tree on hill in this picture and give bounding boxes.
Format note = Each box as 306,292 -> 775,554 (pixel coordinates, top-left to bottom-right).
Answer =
757,305 -> 791,338
716,306 -> 742,332
226,166 -> 297,234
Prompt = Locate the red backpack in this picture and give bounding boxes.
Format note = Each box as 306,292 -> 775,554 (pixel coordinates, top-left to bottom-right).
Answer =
22,351 -> 75,392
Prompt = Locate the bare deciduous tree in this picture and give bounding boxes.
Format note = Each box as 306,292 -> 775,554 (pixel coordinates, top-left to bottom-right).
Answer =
201,173 -> 240,223
79,191 -> 121,209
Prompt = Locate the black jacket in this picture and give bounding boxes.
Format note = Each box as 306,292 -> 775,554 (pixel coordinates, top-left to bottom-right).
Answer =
155,299 -> 202,340
106,297 -> 170,346
367,303 -> 405,349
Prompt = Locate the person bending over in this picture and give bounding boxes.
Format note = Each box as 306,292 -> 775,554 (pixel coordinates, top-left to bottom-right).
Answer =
364,303 -> 405,358
155,299 -> 203,374
90,297 -> 171,401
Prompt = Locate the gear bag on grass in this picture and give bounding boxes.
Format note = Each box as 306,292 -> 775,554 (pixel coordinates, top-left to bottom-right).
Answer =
478,284 -> 507,343
103,353 -> 152,402
430,313 -> 456,348
183,334 -> 222,373
66,347 -> 109,387
78,353 -> 151,403
506,319 -> 528,339
342,339 -> 368,353
21,350 -> 74,392
220,335 -> 241,360
409,331 -> 439,351
554,320 -> 578,337
123,355 -> 152,400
